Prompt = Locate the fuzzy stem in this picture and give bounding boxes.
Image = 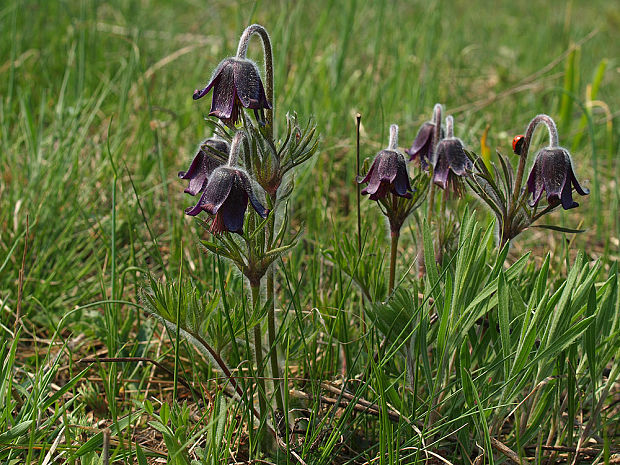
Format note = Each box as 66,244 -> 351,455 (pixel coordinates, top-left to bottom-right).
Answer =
511,114 -> 559,213
388,124 -> 399,150
236,24 -> 274,136
251,284 -> 268,445
445,115 -> 454,139
265,192 -> 284,414
431,103 -> 443,159
437,189 -> 448,263
424,103 -> 443,229
426,104 -> 443,222
427,184 -> 436,223
388,230 -> 400,294
227,131 -> 245,166
266,268 -> 284,413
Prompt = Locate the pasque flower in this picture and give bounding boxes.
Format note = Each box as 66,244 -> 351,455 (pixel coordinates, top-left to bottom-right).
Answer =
193,57 -> 271,126
178,137 -> 229,195
511,114 -> 589,211
193,25 -> 275,128
406,104 -> 443,169
359,124 -> 412,200
406,122 -> 434,168
526,147 -> 589,209
184,133 -> 269,234
431,116 -> 472,192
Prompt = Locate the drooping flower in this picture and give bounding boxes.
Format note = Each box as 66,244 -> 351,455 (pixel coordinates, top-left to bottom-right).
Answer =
178,138 -> 229,195
359,124 -> 412,201
431,116 -> 472,193
193,57 -> 271,126
405,104 -> 443,169
406,122 -> 439,169
526,147 -> 589,210
185,166 -> 269,234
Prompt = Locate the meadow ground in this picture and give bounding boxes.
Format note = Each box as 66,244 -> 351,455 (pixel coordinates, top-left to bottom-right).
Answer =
0,0 -> 619,463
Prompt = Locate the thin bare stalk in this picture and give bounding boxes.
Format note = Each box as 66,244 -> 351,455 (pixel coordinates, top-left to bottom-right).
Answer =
356,113 -> 362,255
356,113 -> 367,332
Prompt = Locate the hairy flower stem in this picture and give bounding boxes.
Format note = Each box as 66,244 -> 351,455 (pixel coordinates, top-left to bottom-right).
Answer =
437,189 -> 448,262
266,193 -> 284,414
419,105 -> 443,277
388,229 -> 400,294
426,104 -> 443,225
388,124 -> 399,150
510,114 -> 558,217
445,115 -> 454,139
251,284 -> 268,444
236,24 -> 274,137
227,131 -> 245,166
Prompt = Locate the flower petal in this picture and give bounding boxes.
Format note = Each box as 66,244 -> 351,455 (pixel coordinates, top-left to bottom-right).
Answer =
361,160 -> 382,196
406,122 -> 434,162
220,184 -> 248,233
377,150 -> 399,183
179,140 -> 228,196
444,139 -> 471,176
208,63 -> 236,121
432,144 -> 450,189
560,178 -> 578,209
184,168 -> 233,216
236,170 -> 270,218
526,160 -> 544,207
540,148 -> 569,201
392,154 -> 413,197
569,167 -> 589,196
233,59 -> 272,110
368,182 -> 389,200
193,59 -> 230,100
358,160 -> 377,185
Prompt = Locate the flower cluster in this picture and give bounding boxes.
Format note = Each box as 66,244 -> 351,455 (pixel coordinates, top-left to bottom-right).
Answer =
175,25 -> 320,446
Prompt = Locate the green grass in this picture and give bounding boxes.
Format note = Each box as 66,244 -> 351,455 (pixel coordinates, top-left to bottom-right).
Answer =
1,0 -> 618,463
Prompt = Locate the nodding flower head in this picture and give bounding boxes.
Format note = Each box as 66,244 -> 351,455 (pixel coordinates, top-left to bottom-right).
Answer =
406,122 -> 435,169
431,116 -> 472,193
406,103 -> 443,169
184,166 -> 269,234
359,124 -> 413,201
178,138 -> 229,196
193,57 -> 271,126
526,147 -> 589,210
